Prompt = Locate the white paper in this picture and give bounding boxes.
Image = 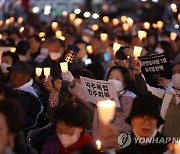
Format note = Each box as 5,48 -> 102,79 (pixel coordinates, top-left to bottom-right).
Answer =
80,76 -> 120,107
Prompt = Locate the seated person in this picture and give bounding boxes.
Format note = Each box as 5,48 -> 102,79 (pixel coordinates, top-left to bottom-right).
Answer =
100,94 -> 170,154
8,61 -> 42,129
0,99 -> 38,154
41,102 -> 93,154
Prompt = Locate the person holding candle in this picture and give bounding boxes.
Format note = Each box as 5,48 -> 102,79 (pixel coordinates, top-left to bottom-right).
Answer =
41,102 -> 93,154
41,38 -> 81,80
7,61 -> 42,130
132,54 -> 180,138
116,94 -> 169,154
0,99 -> 38,154
59,65 -> 136,148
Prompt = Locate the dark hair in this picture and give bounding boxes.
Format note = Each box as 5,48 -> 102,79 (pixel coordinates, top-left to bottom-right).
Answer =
28,34 -> 40,42
53,102 -> 87,129
160,41 -> 176,61
72,68 -> 94,79
2,51 -> 19,65
106,66 -> 130,90
85,62 -> 105,80
0,99 -> 24,134
16,41 -> 30,55
47,37 -> 64,47
5,38 -> 16,47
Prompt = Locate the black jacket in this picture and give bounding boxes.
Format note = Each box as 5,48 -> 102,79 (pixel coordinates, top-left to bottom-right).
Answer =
17,90 -> 42,129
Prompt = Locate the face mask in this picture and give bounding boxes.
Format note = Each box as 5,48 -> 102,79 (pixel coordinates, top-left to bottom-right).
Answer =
172,74 -> 180,89
58,132 -> 80,148
108,79 -> 124,92
82,36 -> 90,43
40,48 -> 49,56
1,63 -> 11,73
19,55 -> 27,61
50,52 -> 62,60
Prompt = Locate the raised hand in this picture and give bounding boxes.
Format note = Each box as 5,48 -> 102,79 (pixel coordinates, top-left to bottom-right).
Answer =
132,58 -> 142,75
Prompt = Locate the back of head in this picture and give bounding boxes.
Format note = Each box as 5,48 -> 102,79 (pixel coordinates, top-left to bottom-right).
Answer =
16,41 -> 30,55
0,99 -> 24,135
126,93 -> 164,127
72,68 -> 94,79
53,102 -> 87,129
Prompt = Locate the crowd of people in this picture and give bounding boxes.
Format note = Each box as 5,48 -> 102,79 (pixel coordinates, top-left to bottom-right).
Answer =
0,3 -> 180,154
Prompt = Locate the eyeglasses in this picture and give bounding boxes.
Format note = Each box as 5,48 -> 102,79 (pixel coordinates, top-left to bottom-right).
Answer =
135,116 -> 157,124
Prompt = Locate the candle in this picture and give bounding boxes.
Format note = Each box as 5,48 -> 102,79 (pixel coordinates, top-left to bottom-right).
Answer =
10,47 -> 16,53
74,18 -> 82,26
170,32 -> 177,41
18,17 -> 23,24
100,33 -> 108,42
121,16 -> 127,23
157,21 -> 163,29
97,100 -> 116,124
144,22 -> 150,30
39,32 -> 45,38
6,19 -> 10,25
43,67 -> 51,80
36,68 -> 42,77
92,24 -> 99,31
55,31 -> 62,38
122,23 -> 129,31
42,38 -> 45,41
51,22 -> 58,30
60,62 -> 68,73
152,23 -> 157,29
0,34 -> 2,40
69,13 -> 76,21
62,11 -> 68,16
0,20 -> 3,26
96,140 -> 101,150
174,141 -> 180,154
178,14 -> 180,22
127,17 -> 133,27
9,17 -> 14,24
19,27 -> 24,33
102,16 -> 109,23
138,30 -> 147,41
113,42 -> 121,53
87,45 -> 93,54
112,18 -> 119,26
133,46 -> 142,58
59,36 -> 66,41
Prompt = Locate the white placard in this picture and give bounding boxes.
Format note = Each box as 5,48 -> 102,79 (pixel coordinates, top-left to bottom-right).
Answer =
80,76 -> 120,107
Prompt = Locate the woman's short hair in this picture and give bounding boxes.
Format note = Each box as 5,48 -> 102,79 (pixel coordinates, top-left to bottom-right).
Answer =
53,102 -> 87,129
0,99 -> 24,134
106,65 -> 130,90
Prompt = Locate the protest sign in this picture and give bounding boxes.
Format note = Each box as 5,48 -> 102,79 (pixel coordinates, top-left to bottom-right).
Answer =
139,53 -> 172,87
80,76 -> 120,107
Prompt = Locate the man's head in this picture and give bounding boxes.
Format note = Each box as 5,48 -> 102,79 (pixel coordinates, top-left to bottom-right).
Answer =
9,61 -> 33,88
28,34 -> 40,54
126,94 -> 164,137
47,38 -> 64,60
16,41 -> 30,61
